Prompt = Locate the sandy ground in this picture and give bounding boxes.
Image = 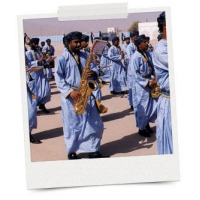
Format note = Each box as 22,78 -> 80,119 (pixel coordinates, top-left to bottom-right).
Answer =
30,69 -> 157,162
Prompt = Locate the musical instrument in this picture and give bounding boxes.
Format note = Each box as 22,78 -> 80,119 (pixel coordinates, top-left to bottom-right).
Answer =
73,51 -> 108,115
150,76 -> 161,98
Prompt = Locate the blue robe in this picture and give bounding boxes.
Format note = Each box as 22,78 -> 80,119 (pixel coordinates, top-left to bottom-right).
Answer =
108,46 -> 127,92
100,47 -> 111,82
27,79 -> 37,132
42,45 -> 55,78
25,50 -> 51,105
122,43 -> 128,74
130,51 -> 157,130
126,43 -> 137,106
55,48 -> 104,154
152,39 -> 173,154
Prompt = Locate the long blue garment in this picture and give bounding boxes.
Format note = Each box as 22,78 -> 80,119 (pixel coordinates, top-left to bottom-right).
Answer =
27,79 -> 37,132
130,51 -> 157,130
108,46 -> 127,92
152,39 -> 173,154
126,43 -> 137,106
55,48 -> 104,154
25,50 -> 51,105
42,45 -> 55,78
122,43 -> 128,73
100,47 -> 111,82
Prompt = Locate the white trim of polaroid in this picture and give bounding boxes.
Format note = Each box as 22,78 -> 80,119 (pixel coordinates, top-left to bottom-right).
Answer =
17,3 -> 179,189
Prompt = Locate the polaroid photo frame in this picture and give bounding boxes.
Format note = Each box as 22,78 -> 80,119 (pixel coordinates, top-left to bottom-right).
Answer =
17,3 -> 180,189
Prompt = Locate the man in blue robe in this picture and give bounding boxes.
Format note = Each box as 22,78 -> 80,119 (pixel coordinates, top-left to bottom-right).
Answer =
42,39 -> 55,79
108,36 -> 127,94
122,36 -> 130,78
99,36 -> 111,84
55,31 -> 108,159
25,50 -> 41,144
129,35 -> 157,137
126,31 -> 139,110
152,12 -> 173,154
80,34 -> 90,55
26,38 -> 51,113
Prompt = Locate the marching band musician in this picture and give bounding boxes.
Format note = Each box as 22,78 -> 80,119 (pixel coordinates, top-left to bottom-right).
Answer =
25,38 -> 51,114
80,34 -> 90,55
122,35 -> 130,79
126,31 -> 139,110
108,36 -> 127,94
152,12 -> 173,154
55,31 -> 108,159
25,50 -> 41,144
42,39 -> 55,79
129,35 -> 157,137
99,36 -> 111,84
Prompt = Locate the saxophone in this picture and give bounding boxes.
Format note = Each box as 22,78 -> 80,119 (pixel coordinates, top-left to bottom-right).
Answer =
150,76 -> 161,98
73,51 -> 108,115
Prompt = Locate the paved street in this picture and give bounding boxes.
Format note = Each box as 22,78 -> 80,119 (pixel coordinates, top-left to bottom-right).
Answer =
31,72 -> 157,162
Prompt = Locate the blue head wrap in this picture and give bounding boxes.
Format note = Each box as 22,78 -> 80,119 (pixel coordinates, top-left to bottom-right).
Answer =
28,38 -> 39,45
65,31 -> 82,42
130,30 -> 139,38
134,35 -> 147,47
81,34 -> 89,42
112,36 -> 119,44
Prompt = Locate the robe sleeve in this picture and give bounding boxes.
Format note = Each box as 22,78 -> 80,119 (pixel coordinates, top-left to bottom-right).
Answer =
25,51 -> 38,68
127,44 -> 135,60
55,55 -> 73,99
108,47 -> 121,61
132,57 -> 149,87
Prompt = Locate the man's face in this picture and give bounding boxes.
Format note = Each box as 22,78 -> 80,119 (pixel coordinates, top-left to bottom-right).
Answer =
69,39 -> 81,52
138,40 -> 148,51
30,43 -> 37,50
125,39 -> 130,45
114,40 -> 119,46
81,41 -> 89,49
132,35 -> 138,43
47,40 -> 51,45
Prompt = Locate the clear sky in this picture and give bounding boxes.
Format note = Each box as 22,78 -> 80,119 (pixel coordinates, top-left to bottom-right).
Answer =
23,11 -> 162,37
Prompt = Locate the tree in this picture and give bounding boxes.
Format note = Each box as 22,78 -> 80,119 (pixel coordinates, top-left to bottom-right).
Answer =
128,21 -> 140,32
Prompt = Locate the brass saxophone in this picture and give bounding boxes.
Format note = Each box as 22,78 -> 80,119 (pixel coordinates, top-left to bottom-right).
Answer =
150,76 -> 161,98
73,51 -> 108,115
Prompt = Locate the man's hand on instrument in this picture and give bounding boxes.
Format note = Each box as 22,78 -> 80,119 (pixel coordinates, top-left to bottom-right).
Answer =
86,69 -> 95,78
148,80 -> 157,87
70,91 -> 81,102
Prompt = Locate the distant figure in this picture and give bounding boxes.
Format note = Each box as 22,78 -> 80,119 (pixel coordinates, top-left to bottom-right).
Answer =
126,31 -> 139,110
38,41 -> 45,52
122,36 -> 130,78
108,36 -> 127,94
42,39 -> 55,79
99,36 -> 111,84
80,34 -> 90,55
146,36 -> 154,52
152,12 -> 173,154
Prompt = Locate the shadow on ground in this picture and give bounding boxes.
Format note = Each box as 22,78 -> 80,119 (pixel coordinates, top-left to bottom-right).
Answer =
37,106 -> 61,115
101,108 -> 133,122
78,126 -> 156,158
33,127 -> 63,140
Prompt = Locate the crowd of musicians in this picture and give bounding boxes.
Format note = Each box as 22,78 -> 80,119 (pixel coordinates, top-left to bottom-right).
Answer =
25,12 -> 172,159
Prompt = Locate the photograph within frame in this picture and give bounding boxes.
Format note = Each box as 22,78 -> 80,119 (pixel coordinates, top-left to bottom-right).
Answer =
18,5 -> 179,189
